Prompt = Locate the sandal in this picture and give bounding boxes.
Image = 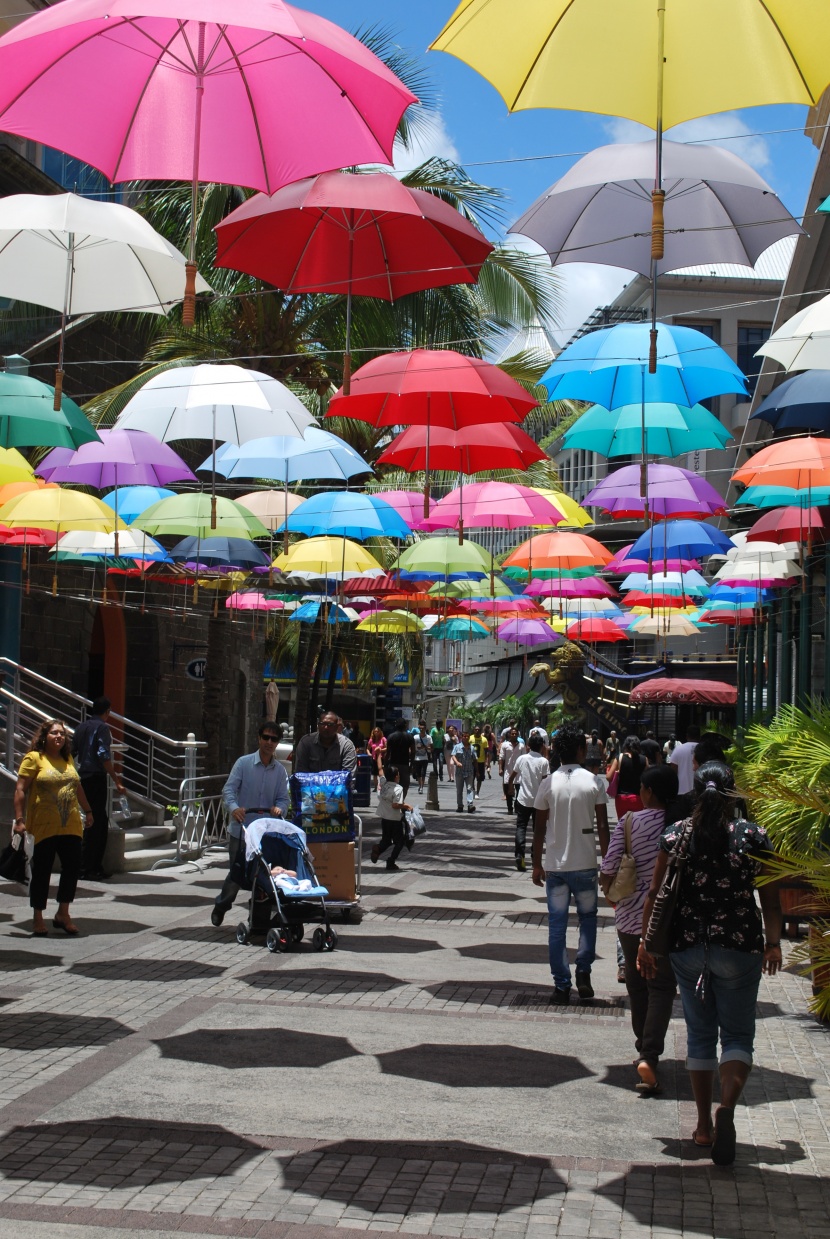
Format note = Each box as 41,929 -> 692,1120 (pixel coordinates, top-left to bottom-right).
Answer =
692,1129 -> 714,1148
711,1106 -> 737,1166
635,1061 -> 660,1094
52,917 -> 79,936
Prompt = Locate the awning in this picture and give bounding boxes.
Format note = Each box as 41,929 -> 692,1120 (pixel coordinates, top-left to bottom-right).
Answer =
629,677 -> 737,706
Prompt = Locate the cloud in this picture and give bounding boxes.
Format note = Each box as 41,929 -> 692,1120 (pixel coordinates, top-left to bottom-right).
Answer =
553,264 -> 635,347
603,113 -> 772,175
393,110 -> 460,172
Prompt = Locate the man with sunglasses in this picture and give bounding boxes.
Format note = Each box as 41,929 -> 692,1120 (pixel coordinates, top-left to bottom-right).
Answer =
293,710 -> 357,774
211,722 -> 290,927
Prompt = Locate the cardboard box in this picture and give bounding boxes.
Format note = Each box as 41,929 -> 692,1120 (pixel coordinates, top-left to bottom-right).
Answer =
309,840 -> 356,902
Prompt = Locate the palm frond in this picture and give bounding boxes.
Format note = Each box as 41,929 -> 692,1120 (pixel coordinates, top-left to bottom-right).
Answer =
353,23 -> 438,152
398,157 -> 506,231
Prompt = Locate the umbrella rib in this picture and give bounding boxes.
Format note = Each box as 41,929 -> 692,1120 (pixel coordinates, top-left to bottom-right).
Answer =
111,21 -> 186,183
507,0 -> 579,111
755,2 -> 815,99
217,26 -> 270,193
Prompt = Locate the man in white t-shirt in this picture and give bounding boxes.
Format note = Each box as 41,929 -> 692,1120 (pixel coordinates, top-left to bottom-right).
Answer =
499,728 -> 526,813
508,733 -> 550,872
669,724 -> 700,795
532,723 -> 609,1003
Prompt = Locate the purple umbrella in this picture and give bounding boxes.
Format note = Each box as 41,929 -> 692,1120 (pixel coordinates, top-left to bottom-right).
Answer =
39,428 -> 195,490
524,577 -> 617,599
583,464 -> 725,521
495,617 -> 562,647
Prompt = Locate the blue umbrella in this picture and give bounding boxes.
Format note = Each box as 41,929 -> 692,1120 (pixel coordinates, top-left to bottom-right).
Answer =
628,520 -> 734,561
708,584 -> 774,604
169,536 -> 271,568
735,485 -> 830,509
279,491 -> 411,541
538,322 -> 748,409
620,570 -> 710,596
290,600 -> 353,624
751,370 -> 830,433
102,485 -> 175,523
200,426 -> 371,483
430,616 -> 490,641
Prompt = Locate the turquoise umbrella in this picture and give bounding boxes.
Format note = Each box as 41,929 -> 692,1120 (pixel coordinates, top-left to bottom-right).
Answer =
736,485 -> 830,508
563,402 -> 732,458
0,372 -> 99,449
430,616 -> 490,640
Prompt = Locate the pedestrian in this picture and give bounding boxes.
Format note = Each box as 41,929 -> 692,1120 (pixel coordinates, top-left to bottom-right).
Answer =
385,718 -> 416,800
451,731 -> 477,812
640,736 -> 662,767
600,763 -> 679,1095
583,729 -> 604,775
663,732 -> 677,759
211,722 -> 290,927
367,726 -> 386,792
71,695 -> 127,880
471,723 -> 488,795
610,735 -> 645,819
531,723 -> 610,1003
528,717 -> 548,745
412,722 -> 431,793
484,724 -> 496,778
444,723 -> 458,783
606,731 -> 620,764
430,719 -> 445,780
639,762 -> 783,1166
508,733 -> 550,872
668,724 -> 700,795
293,710 -> 357,774
13,719 -> 95,937
371,765 -> 412,872
499,727 -> 526,813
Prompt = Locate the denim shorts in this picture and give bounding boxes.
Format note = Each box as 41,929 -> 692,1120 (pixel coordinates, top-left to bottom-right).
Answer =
670,943 -> 763,1071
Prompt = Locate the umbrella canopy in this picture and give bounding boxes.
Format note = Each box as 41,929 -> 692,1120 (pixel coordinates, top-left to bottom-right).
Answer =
605,545 -> 700,574
584,464 -> 725,521
732,436 -> 830,491
621,570 -> 709,596
0,479 -> 58,507
512,139 -> 801,278
372,491 -> 435,527
496,617 -> 562,647
524,576 -> 616,599
420,482 -> 574,533
695,607 -> 758,627
38,428 -> 195,490
0,372 -> 99,449
629,677 -> 737,705
56,527 -> 169,562
565,618 -> 627,643
169,536 -> 271,568
751,370 -> 830,432
503,532 -> 612,572
430,616 -> 490,641
395,536 -> 493,582
134,494 -> 268,540
102,485 -> 175,523
557,598 -> 624,618
116,365 -> 314,444
341,573 -> 416,597
736,485 -> 830,509
279,492 -> 411,541
629,613 -> 700,637
431,578 -> 519,600
214,170 -> 492,297
205,427 -> 369,483
0,1 -> 416,193
291,600 -> 354,625
274,537 -> 384,580
356,609 -> 425,634
624,591 -> 692,610
236,489 -> 304,532
378,422 -> 546,474
456,596 -> 540,614
756,292 -> 830,371
0,446 -> 36,484
327,349 -> 537,428
539,322 -> 747,409
628,520 -> 733,562
0,488 -> 116,531
563,402 -> 732,458
226,591 -> 284,612
746,507 -> 830,545
530,488 -> 592,529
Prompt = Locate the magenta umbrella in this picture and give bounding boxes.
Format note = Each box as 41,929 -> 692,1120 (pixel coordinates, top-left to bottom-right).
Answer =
495,617 -> 562,647
373,490 -> 435,529
0,0 -> 416,322
421,482 -> 569,543
524,576 -> 617,599
584,463 -> 726,521
605,544 -> 701,574
226,591 -> 284,612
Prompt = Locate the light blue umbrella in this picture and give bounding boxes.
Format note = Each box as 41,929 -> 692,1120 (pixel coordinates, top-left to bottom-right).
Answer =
290,599 -> 353,624
562,402 -> 732,457
102,485 -> 175,523
736,485 -> 830,508
200,426 -> 371,483
279,491 -> 411,541
539,322 -> 748,409
620,570 -> 709,596
430,616 -> 490,641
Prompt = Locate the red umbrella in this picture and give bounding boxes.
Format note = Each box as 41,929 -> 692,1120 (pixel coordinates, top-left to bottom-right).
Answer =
746,506 -> 830,545
566,618 -> 627,643
630,677 -> 737,705
341,573 -> 417,597
215,172 -> 493,391
377,422 -> 546,473
623,590 -> 688,609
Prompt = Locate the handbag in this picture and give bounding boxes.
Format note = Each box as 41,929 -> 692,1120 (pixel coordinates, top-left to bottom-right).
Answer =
606,768 -> 619,797
0,833 -> 28,884
606,813 -> 637,901
644,821 -> 693,956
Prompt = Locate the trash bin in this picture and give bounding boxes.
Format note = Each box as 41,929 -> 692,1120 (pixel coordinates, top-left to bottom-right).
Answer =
353,753 -> 372,808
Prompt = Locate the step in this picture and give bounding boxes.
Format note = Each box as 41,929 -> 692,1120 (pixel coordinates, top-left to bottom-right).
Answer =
113,810 -> 144,828
124,824 -> 176,853
120,844 -> 180,872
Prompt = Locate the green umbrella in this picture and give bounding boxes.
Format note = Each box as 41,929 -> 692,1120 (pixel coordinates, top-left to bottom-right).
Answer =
394,535 -> 493,582
0,372 -> 99,449
502,563 -> 597,581
133,493 -> 268,540
428,577 -> 516,599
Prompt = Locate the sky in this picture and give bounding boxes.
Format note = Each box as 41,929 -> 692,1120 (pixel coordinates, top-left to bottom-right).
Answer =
303,0 -> 821,344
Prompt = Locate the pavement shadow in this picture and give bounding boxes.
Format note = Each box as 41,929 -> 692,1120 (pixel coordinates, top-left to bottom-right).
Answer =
423,978 -> 581,1004
742,1066 -> 816,1104
338,934 -> 443,954
116,893 -> 206,908
275,1137 -> 567,1213
156,1026 -> 360,1069
26,919 -> 154,936
158,926 -> 226,944
242,967 -> 405,994
422,888 -> 525,903
70,958 -> 226,983
598,1062 -> 693,1102
0,1118 -> 264,1187
655,1134 -> 808,1166
457,942 -> 564,966
376,1042 -> 593,1088
0,949 -> 63,970
0,1011 -> 131,1048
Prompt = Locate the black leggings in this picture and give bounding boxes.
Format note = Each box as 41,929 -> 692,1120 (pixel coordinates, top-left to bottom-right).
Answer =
30,834 -> 82,911
377,818 -> 406,865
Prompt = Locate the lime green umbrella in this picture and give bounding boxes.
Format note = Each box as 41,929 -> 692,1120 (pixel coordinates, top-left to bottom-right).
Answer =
0,372 -> 99,449
356,609 -> 425,634
502,563 -> 598,582
394,535 -> 493,582
133,493 -> 268,540
429,577 -> 516,599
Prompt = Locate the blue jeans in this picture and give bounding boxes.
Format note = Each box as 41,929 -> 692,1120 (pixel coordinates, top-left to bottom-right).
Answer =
545,869 -> 598,989
671,944 -> 763,1071
456,773 -> 475,809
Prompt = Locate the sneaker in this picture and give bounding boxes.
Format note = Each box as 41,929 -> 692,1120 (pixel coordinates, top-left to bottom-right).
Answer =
456,807 -> 464,812
515,856 -> 526,872
617,965 -> 627,984
467,805 -> 476,812
386,862 -> 400,872
370,845 -> 380,864
210,906 -> 225,927
552,986 -> 571,1005
575,970 -> 594,1000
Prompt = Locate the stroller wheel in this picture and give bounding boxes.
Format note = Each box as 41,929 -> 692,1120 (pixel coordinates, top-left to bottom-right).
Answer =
291,924 -> 304,943
323,927 -> 338,952
266,927 -> 291,953
235,923 -> 249,945
312,927 -> 325,952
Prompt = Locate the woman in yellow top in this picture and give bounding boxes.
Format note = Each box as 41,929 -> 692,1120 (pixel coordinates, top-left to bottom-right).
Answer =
13,719 -> 93,936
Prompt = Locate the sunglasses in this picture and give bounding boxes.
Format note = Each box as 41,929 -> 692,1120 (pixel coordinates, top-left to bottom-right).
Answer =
260,734 -> 280,743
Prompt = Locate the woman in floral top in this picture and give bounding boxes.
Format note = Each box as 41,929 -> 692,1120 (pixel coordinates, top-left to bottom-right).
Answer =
640,762 -> 783,1167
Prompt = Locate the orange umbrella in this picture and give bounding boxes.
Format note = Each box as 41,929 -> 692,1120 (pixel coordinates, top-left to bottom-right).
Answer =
504,531 -> 612,571
0,478 -> 59,506
732,436 -> 830,489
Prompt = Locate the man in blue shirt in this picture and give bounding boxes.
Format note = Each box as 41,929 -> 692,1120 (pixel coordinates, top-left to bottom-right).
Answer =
71,696 -> 126,881
211,722 -> 290,926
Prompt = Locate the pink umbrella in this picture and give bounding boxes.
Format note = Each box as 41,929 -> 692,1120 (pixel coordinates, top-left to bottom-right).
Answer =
421,482 -> 570,542
0,0 -> 416,322
524,576 -> 617,599
373,490 -> 435,529
495,617 -> 562,647
457,597 -> 541,615
605,544 -> 701,573
225,591 -> 284,612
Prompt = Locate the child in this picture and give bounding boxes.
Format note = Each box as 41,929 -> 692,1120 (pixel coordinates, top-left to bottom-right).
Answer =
371,765 -> 412,872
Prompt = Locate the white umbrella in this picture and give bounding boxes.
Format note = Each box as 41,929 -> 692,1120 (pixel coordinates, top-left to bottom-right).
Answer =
55,528 -> 168,561
236,489 -> 304,532
630,613 -> 700,636
0,193 -> 211,407
756,292 -> 830,371
115,364 -> 316,527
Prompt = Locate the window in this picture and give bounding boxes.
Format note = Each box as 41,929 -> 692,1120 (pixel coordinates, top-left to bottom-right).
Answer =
673,320 -> 720,413
735,323 -> 772,401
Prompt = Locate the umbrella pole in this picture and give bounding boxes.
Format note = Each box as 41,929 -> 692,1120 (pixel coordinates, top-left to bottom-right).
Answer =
458,472 -> 464,547
54,232 -> 75,411
113,467 -> 119,558
343,224 -> 354,394
283,464 -> 290,557
183,21 -> 206,329
648,0 -> 667,376
51,524 -> 60,597
424,420 -> 431,520
210,405 -> 217,530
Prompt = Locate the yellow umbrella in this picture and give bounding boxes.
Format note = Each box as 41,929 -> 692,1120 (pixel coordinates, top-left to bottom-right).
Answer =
0,488 -> 117,531
0,446 -> 36,485
273,536 -> 384,579
356,609 -> 425,634
531,488 -> 592,529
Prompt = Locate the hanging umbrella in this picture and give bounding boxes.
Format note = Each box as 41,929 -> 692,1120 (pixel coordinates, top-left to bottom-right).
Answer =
378,423 -> 546,474
0,480 -> 58,508
558,598 -> 625,618
605,544 -> 701,574
0,193 -> 210,405
214,170 -> 492,392
169,536 -> 271,568
278,492 -> 411,541
39,429 -> 195,490
628,520 -> 734,563
584,464 -> 725,521
756,292 -> 830,372
524,576 -> 617,599
0,446 -> 36,484
563,402 -> 732,458
629,614 -> 700,638
133,494 -> 268,541
356,609 -> 425,634
0,489 -> 116,532
0,0 -> 417,323
511,138 -> 801,276
101,486 -> 176,524
394,536 -> 493,582
503,532 -> 612,573
565,618 -> 627,644
226,591 -> 284,612
291,600 -> 355,625
620,570 -> 709,597
341,573 -> 417,597
372,490 -> 435,528
746,507 -> 830,545
736,485 -> 830,509
456,596 -> 542,615
207,428 -> 369,483
430,578 -> 520,601
529,488 -> 592,529
732,437 -> 830,491
0,372 -> 99,450
430,616 -> 490,641
496,617 -> 562,647
421,481 -> 576,542
56,528 -> 170,562
695,607 -> 758,628
274,537 -> 384,581
624,591 -> 694,610
236,490 -> 304,532
751,370 -> 830,432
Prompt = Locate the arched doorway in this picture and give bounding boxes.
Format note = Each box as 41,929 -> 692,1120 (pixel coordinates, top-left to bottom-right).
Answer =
87,602 -> 127,718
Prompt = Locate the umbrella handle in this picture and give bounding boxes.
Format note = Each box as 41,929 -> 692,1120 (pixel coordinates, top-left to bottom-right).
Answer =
53,368 -> 64,412
651,190 -> 665,261
183,262 -> 198,328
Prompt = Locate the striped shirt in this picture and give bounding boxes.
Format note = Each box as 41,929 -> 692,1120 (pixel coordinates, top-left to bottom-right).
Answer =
600,806 -> 666,934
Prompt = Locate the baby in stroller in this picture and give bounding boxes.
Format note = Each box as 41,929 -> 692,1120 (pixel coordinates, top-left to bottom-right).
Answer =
233,819 -> 338,953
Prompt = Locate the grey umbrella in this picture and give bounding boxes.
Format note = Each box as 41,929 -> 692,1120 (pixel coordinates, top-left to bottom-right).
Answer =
510,139 -> 802,277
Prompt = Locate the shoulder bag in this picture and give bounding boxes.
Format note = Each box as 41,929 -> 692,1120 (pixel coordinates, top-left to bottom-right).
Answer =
606,813 -> 637,901
606,766 -> 619,797
644,821 -> 693,956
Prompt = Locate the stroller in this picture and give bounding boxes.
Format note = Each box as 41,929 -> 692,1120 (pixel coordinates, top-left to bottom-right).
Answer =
234,819 -> 338,953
